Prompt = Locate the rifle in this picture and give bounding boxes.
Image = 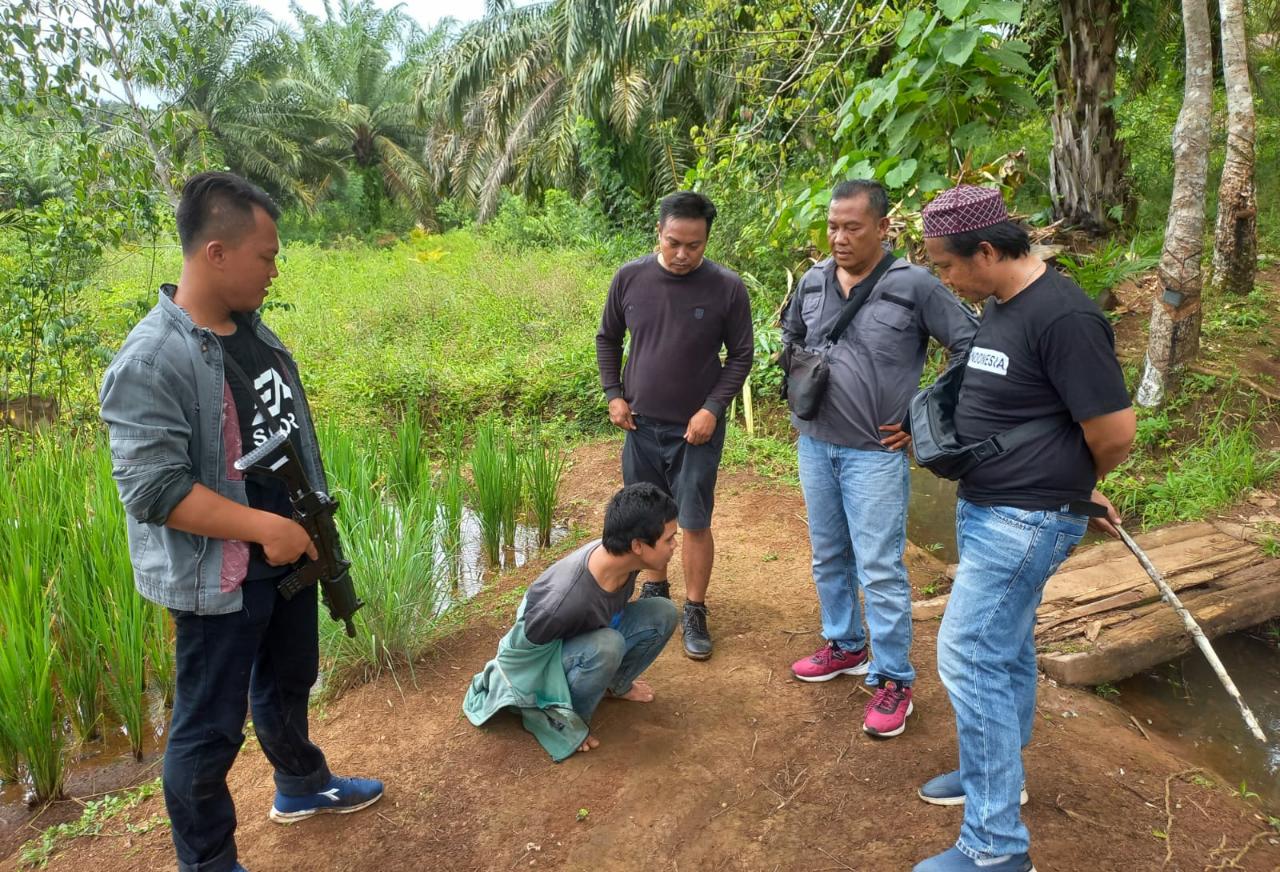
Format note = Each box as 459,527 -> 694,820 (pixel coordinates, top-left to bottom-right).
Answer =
234,429 -> 364,637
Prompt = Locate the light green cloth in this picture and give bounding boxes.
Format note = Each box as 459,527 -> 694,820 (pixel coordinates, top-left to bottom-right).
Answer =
463,598 -> 589,762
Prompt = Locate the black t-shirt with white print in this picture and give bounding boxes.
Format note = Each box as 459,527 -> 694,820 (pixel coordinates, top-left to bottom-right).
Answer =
219,314 -> 303,579
954,267 -> 1132,510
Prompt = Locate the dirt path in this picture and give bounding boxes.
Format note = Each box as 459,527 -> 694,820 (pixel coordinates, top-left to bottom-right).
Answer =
6,441 -> 1280,872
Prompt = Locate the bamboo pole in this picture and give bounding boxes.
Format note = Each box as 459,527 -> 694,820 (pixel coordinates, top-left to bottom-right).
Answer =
1116,524 -> 1267,743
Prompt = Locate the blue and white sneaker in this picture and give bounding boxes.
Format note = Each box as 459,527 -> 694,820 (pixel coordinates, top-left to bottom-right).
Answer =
913,846 -> 1035,871
269,775 -> 384,824
918,770 -> 1028,807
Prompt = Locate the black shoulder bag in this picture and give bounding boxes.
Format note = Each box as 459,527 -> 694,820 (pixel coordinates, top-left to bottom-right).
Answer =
905,361 -> 1071,481
781,254 -> 896,421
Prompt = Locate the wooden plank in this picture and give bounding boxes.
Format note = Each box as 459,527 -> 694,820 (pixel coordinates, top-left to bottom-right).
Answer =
1040,535 -> 1252,605
912,521 -> 1257,623
1050,522 -> 1217,573
1037,562 -> 1280,685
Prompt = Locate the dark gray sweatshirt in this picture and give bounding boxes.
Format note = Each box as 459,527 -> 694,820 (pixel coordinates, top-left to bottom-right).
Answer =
596,254 -> 754,424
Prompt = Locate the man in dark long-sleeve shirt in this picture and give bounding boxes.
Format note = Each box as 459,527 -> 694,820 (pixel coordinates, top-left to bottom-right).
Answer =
595,191 -> 754,660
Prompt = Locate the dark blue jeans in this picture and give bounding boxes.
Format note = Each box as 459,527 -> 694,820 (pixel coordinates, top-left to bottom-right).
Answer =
164,576 -> 331,872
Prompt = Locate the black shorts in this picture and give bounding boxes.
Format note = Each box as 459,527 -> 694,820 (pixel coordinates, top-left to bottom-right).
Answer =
622,414 -> 726,531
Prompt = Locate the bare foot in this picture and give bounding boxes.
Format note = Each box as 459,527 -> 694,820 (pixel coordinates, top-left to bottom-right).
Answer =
577,735 -> 600,753
609,678 -> 655,703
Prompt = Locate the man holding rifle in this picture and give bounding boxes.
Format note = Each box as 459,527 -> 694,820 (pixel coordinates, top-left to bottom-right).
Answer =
100,172 -> 382,872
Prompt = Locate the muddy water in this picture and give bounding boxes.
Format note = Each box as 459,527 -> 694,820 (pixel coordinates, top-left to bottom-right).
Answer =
907,464 -> 959,564
1116,630 -> 1280,812
449,509 -> 568,600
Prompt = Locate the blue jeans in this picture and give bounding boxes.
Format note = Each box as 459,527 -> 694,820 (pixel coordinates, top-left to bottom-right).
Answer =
561,597 -> 678,723
796,435 -> 913,685
165,576 -> 331,872
937,499 -> 1087,860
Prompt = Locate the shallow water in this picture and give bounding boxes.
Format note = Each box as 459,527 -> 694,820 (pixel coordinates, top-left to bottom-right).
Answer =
1116,630 -> 1280,812
907,464 -> 959,564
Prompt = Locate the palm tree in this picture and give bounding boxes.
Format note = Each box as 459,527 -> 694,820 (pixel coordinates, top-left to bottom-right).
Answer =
145,0 -> 338,207
290,0 -> 435,226
418,0 -> 713,221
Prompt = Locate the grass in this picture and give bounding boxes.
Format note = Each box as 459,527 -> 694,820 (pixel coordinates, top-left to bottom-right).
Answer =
524,427 -> 567,547
1058,238 -> 1160,301
1107,397 -> 1280,528
18,778 -> 164,869
0,556 -> 64,804
88,230 -> 616,430
468,419 -> 508,565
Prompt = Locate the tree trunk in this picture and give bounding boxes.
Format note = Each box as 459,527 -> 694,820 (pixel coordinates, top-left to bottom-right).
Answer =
1137,0 -> 1213,408
1049,0 -> 1130,235
1210,0 -> 1257,296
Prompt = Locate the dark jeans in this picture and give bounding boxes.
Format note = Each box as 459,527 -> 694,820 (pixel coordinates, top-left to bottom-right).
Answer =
164,576 -> 331,872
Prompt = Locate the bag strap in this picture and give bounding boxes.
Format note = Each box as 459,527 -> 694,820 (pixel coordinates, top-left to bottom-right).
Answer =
824,253 -> 897,347
968,413 -> 1073,463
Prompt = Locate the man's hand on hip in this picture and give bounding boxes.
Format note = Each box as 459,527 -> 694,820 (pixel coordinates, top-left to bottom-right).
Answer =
608,397 -> 636,431
684,409 -> 717,445
879,423 -> 911,451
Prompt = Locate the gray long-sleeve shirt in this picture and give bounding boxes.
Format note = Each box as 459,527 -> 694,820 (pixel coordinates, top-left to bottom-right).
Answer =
782,257 -> 978,451
596,255 -> 754,424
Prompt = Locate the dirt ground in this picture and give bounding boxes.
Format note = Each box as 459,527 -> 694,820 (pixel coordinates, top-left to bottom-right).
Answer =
5,441 -> 1279,872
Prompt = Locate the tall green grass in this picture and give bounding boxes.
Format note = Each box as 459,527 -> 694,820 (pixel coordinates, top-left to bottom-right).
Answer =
318,423 -> 446,688
0,415 -> 568,789
1108,402 -> 1280,527
0,556 -> 65,803
468,420 -> 508,565
390,410 -> 427,504
524,429 -> 566,547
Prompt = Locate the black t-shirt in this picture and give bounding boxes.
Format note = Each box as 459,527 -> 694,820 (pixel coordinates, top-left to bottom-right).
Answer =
954,267 -> 1131,509
219,315 -> 303,579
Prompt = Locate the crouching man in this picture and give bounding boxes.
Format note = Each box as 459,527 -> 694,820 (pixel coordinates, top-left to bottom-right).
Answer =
465,483 -> 680,759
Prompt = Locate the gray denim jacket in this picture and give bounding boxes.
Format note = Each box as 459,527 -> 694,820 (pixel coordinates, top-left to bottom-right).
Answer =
99,284 -> 327,615
782,257 -> 978,451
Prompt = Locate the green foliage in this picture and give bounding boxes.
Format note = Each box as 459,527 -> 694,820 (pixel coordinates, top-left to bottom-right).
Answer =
469,419 -> 516,565
524,428 -> 567,547
1106,400 -> 1280,528
783,0 -> 1038,243
18,778 -> 164,869
486,189 -> 641,258
419,0 -> 711,220
1057,239 -> 1159,300
90,229 -> 616,430
320,422 -> 445,688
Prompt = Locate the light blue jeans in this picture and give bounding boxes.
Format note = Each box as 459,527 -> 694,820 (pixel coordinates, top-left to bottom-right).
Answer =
938,498 -> 1087,860
796,434 -> 913,686
560,597 -> 678,723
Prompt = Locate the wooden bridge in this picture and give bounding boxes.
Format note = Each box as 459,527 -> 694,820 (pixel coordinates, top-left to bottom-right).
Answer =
911,512 -> 1280,686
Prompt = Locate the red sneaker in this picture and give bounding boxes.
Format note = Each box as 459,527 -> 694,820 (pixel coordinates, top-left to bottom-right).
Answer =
791,642 -> 870,682
863,679 -> 913,738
